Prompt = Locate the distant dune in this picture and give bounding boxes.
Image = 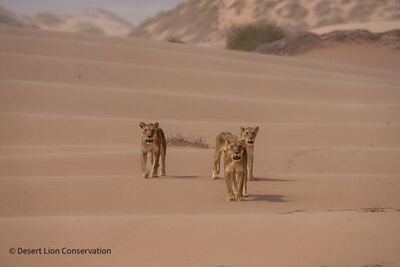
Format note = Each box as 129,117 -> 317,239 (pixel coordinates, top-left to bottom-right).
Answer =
0,26 -> 400,267
132,0 -> 400,47
0,5 -> 36,28
311,20 -> 400,34
256,29 -> 400,56
255,28 -> 400,70
0,6 -> 133,36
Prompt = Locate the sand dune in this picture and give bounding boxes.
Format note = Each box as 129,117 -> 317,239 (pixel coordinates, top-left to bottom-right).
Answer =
311,20 -> 400,34
132,0 -> 400,46
0,6 -> 133,36
298,44 -> 400,71
0,27 -> 399,267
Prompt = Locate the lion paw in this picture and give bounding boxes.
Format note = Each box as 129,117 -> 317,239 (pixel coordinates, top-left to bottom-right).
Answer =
212,172 -> 219,179
228,196 -> 236,201
143,170 -> 150,178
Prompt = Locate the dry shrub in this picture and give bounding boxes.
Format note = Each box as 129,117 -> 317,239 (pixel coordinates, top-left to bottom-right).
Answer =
226,20 -> 285,51
167,36 -> 185,44
75,21 -> 104,35
167,133 -> 210,148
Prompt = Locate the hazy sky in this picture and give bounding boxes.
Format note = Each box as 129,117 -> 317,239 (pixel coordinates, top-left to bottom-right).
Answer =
0,0 -> 186,25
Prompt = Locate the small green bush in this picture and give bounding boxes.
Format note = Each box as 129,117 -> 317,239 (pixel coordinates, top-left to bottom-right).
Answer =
167,36 -> 185,44
226,20 -> 286,51
36,12 -> 64,26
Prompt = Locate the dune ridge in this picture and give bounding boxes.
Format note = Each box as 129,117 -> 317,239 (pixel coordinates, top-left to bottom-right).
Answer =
132,0 -> 400,46
0,6 -> 133,36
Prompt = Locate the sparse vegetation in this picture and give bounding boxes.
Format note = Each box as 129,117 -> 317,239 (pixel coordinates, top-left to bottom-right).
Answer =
167,36 -> 185,44
167,133 -> 210,148
36,12 -> 64,26
75,21 -> 104,35
0,4 -> 24,27
225,20 -> 286,51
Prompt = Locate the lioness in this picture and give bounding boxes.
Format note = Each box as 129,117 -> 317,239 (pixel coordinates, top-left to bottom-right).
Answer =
223,139 -> 247,201
212,126 -> 259,179
237,126 -> 259,180
212,126 -> 259,196
139,122 -> 167,178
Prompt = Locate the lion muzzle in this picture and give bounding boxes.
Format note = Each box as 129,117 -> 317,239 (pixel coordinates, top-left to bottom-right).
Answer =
233,154 -> 241,160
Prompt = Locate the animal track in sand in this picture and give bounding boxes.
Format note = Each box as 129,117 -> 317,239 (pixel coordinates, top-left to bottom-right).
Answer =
279,207 -> 400,214
285,148 -> 327,172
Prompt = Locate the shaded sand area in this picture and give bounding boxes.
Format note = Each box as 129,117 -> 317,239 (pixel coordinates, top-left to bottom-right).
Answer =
0,27 -> 399,267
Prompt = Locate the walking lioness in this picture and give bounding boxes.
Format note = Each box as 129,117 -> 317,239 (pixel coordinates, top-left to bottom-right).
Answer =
223,139 -> 247,201
237,126 -> 259,180
212,126 -> 259,196
212,126 -> 259,180
139,122 -> 167,178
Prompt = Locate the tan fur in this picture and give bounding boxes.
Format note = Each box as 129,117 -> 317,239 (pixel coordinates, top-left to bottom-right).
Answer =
222,139 -> 247,201
212,126 -> 259,196
139,122 -> 167,178
237,126 -> 259,180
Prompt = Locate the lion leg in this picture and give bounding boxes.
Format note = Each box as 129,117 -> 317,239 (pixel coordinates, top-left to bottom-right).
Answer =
242,175 -> 249,197
225,172 -> 236,201
149,152 -> 154,166
159,129 -> 167,176
160,150 -> 166,176
236,171 -> 245,201
141,152 -> 149,178
248,156 -> 255,181
151,150 -> 160,177
232,173 -> 239,199
243,162 -> 249,197
212,149 -> 223,179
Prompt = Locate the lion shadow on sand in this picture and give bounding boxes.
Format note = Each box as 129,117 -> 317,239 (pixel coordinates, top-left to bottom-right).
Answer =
250,177 -> 294,182
247,194 -> 287,202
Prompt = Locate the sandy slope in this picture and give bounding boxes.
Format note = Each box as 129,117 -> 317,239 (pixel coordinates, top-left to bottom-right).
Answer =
297,44 -> 400,71
311,21 -> 400,34
0,27 -> 399,267
132,0 -> 400,47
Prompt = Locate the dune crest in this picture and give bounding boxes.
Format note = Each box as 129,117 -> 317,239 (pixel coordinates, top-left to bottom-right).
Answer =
255,29 -> 400,56
0,6 -> 133,36
132,0 -> 400,46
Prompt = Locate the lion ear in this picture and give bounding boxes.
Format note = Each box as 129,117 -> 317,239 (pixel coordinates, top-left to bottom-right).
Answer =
139,122 -> 145,128
254,126 -> 259,135
153,122 -> 159,128
240,127 -> 245,133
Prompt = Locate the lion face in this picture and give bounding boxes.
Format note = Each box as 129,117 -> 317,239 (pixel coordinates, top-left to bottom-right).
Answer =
139,122 -> 159,144
239,126 -> 259,145
225,140 -> 246,161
